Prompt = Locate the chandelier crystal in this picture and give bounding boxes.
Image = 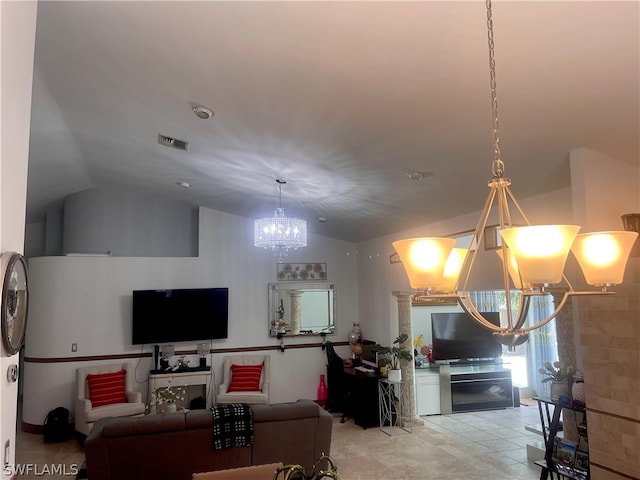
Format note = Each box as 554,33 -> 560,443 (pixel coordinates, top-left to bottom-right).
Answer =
393,0 -> 638,347
254,179 -> 307,261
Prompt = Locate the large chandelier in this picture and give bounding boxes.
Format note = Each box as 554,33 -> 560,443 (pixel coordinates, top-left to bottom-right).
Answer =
254,179 -> 307,261
393,0 -> 638,347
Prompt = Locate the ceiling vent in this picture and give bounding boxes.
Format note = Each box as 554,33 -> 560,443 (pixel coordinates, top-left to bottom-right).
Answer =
157,134 -> 189,151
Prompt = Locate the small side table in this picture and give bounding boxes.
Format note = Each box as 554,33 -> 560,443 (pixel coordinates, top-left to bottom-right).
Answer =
378,378 -> 412,436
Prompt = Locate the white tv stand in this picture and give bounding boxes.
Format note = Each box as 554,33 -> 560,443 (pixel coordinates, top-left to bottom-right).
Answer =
416,363 -> 513,415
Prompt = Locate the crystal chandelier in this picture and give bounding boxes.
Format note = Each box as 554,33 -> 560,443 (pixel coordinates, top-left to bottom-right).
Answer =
393,0 -> 638,347
254,179 -> 307,261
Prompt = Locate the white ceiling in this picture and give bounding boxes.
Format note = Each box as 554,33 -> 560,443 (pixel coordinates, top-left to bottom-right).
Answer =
27,1 -> 639,243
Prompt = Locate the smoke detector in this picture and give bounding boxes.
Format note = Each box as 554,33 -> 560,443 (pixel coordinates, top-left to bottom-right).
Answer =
193,105 -> 214,120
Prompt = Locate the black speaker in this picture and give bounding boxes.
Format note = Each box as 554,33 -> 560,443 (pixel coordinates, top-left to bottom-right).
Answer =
199,357 -> 207,368
153,345 -> 160,371
512,386 -> 520,407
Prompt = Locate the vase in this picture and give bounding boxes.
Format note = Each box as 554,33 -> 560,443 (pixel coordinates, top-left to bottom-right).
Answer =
316,374 -> 328,408
165,402 -> 177,413
550,381 -> 569,400
388,369 -> 401,383
571,381 -> 585,403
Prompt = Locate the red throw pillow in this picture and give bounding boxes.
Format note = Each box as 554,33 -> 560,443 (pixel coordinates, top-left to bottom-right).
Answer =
228,363 -> 263,392
87,369 -> 127,407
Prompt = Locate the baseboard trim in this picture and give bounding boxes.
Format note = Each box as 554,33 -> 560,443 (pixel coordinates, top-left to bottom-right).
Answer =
21,421 -> 43,434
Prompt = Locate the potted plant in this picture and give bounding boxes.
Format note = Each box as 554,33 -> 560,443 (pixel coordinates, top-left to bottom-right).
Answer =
539,361 -> 574,400
380,333 -> 413,382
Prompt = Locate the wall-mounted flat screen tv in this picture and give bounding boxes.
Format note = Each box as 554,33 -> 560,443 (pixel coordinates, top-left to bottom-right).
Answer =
431,312 -> 502,362
132,288 -> 228,345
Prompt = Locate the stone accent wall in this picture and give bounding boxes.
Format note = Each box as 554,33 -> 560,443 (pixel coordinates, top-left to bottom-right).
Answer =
578,257 -> 640,480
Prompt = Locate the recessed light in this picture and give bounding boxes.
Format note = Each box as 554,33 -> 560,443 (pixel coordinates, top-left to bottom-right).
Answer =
192,105 -> 214,120
176,181 -> 191,189
317,217 -> 328,223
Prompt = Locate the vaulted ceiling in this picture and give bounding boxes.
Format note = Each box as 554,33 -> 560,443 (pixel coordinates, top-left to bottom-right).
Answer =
27,1 -> 639,243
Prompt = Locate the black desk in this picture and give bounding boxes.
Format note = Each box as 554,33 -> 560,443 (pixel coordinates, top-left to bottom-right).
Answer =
340,367 -> 380,429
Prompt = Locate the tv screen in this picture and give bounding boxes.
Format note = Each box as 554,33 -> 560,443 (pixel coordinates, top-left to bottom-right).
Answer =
132,288 -> 228,345
431,312 -> 502,362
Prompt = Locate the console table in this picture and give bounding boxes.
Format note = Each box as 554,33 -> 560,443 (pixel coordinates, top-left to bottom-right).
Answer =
534,396 -> 589,480
378,378 -> 411,436
148,368 -> 212,413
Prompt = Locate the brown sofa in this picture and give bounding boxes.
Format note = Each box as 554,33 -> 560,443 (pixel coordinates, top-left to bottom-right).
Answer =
84,399 -> 332,480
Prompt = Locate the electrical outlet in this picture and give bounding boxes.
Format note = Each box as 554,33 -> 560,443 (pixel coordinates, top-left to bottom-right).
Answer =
71,343 -> 77,352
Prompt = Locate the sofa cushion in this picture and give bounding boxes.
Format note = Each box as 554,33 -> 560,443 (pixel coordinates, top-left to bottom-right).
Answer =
101,412 -> 185,437
86,401 -> 146,423
252,399 -> 321,422
229,363 -> 263,392
87,370 -> 127,407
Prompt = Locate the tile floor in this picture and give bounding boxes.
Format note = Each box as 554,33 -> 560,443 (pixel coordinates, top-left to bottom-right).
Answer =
329,400 -> 544,480
14,401 -> 545,480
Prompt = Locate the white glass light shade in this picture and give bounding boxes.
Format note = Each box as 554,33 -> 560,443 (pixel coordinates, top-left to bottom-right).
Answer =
499,225 -> 580,285
254,207 -> 307,252
571,231 -> 639,286
392,237 -> 456,290
496,248 -> 522,289
435,248 -> 468,292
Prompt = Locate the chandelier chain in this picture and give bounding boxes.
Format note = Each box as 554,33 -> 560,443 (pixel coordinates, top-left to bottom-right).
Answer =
486,0 -> 504,179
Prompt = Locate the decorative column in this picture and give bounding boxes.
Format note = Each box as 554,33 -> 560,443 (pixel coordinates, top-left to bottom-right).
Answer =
549,288 -> 577,443
392,291 -> 424,426
289,290 -> 302,335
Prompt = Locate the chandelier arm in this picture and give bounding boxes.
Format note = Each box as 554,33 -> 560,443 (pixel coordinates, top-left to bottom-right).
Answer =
496,184 -> 515,329
503,186 -> 532,226
518,292 -> 570,333
457,295 -> 504,332
512,293 -> 532,331
461,187 -> 498,291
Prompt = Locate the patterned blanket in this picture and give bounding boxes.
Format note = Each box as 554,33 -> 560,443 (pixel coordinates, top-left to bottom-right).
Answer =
211,403 -> 254,450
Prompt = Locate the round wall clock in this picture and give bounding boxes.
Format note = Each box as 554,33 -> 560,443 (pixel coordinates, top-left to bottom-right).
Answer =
1,252 -> 29,355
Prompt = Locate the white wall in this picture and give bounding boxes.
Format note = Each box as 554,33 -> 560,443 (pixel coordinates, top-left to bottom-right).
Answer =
23,207 -> 358,425
0,0 -> 37,472
570,148 -> 640,230
568,149 -> 640,369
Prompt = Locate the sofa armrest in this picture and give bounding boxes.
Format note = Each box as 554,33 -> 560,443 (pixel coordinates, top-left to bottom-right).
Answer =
75,397 -> 92,429
218,384 -> 229,395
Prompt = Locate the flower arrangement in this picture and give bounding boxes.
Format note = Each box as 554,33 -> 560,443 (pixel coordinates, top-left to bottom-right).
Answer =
539,361 -> 574,384
155,385 -> 186,404
413,334 -> 424,351
277,299 -> 285,320
420,344 -> 434,363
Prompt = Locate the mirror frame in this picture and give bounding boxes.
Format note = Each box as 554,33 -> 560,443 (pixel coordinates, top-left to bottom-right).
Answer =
268,282 -> 336,337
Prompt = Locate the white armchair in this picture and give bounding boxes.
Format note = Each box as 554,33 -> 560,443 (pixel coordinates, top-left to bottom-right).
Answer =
216,355 -> 270,405
75,362 -> 145,436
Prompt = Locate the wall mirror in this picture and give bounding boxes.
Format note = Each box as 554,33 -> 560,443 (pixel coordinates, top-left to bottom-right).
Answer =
268,283 -> 336,337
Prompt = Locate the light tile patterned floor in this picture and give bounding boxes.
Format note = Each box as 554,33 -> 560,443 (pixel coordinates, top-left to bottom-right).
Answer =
329,401 -> 543,480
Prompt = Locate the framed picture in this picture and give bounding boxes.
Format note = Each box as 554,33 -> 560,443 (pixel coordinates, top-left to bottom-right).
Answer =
277,263 -> 327,281
411,295 -> 458,306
